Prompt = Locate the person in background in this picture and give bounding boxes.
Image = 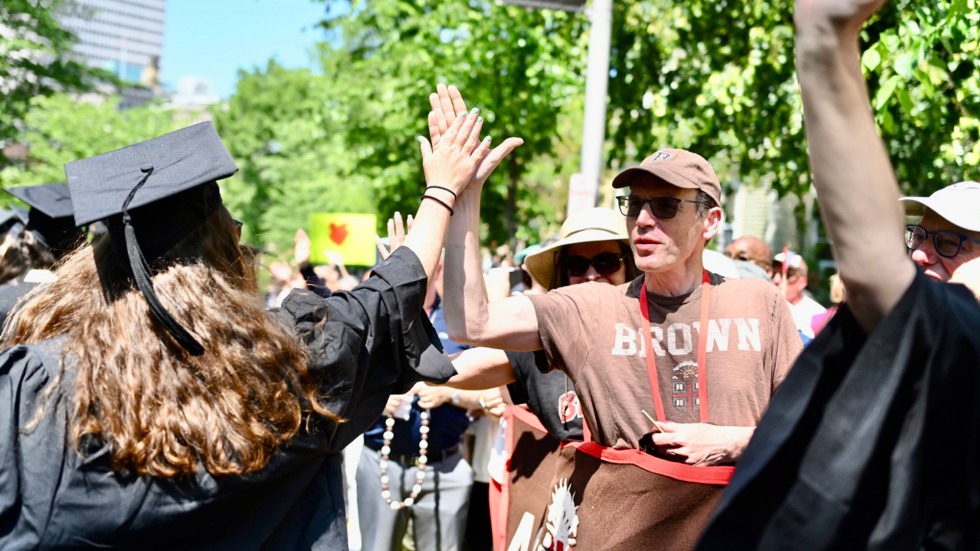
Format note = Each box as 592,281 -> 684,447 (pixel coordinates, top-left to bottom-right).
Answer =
697,0 -> 980,547
771,250 -> 825,340
725,235 -> 773,279
0,183 -> 85,324
810,273 -> 844,337
0,112 -> 493,549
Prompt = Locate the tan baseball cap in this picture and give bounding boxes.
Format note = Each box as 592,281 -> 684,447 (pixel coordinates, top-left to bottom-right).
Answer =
611,148 -> 722,206
900,181 -> 980,232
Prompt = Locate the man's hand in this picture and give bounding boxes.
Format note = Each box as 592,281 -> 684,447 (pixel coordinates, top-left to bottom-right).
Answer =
651,422 -> 755,466
794,0 -> 887,34
428,84 -> 523,191
416,384 -> 454,410
383,393 -> 411,417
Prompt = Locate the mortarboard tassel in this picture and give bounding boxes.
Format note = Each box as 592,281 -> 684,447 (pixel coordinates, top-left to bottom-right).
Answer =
121,167 -> 205,356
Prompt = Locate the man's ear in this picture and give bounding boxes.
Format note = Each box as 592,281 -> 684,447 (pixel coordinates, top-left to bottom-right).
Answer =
702,207 -> 723,240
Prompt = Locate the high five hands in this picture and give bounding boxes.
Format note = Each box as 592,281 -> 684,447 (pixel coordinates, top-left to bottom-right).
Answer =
427,84 -> 524,193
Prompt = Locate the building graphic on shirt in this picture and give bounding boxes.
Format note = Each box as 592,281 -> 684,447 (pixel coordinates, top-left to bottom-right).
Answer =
671,360 -> 700,413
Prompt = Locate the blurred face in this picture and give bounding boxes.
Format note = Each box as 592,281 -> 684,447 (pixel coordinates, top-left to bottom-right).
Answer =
771,264 -> 808,303
563,240 -> 628,286
908,210 -> 980,284
624,177 -> 720,276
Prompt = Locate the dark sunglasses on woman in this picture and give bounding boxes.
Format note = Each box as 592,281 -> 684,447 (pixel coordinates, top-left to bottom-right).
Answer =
563,252 -> 624,277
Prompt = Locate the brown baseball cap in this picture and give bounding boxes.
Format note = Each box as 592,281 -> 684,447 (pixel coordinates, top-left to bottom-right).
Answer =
611,148 -> 722,206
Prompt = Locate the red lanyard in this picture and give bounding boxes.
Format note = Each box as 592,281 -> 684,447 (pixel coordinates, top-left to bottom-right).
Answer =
639,270 -> 712,423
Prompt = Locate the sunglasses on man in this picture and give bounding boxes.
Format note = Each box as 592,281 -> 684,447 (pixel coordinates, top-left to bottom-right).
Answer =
905,224 -> 980,259
616,195 -> 706,219
563,252 -> 624,277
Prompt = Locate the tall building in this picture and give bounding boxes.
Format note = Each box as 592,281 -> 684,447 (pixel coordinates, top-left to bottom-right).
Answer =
57,0 -> 166,85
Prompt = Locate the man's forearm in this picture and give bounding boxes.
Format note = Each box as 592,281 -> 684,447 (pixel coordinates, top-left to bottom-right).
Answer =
444,189 -> 492,343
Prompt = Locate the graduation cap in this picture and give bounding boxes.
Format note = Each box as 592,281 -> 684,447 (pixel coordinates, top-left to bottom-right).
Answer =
64,122 -> 238,356
5,182 -> 85,259
0,209 -> 26,237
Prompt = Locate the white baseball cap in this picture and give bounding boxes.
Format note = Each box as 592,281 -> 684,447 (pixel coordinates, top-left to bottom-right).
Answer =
900,181 -> 980,232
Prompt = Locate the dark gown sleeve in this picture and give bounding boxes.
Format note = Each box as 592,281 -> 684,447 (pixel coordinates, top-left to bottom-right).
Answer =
697,272 -> 980,550
276,246 -> 456,452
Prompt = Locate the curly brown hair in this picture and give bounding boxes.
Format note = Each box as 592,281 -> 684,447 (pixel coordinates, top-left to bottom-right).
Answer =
4,207 -> 338,478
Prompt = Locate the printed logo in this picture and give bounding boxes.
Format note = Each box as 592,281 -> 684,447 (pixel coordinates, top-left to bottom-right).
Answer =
671,360 -> 700,413
540,478 -> 578,550
650,150 -> 673,162
557,391 -> 581,424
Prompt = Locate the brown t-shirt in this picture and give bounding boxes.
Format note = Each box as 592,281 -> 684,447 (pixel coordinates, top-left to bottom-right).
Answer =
528,272 -> 802,449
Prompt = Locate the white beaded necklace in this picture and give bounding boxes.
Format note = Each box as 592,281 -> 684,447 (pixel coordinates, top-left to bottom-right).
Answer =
379,409 -> 430,509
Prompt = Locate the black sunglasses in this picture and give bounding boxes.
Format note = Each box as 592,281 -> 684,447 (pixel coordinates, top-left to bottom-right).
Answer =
616,195 -> 705,219
905,224 -> 980,259
563,252 -> 624,277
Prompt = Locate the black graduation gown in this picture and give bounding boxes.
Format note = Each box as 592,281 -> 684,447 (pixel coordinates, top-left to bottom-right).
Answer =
0,247 -> 455,550
697,272 -> 980,550
0,280 -> 38,326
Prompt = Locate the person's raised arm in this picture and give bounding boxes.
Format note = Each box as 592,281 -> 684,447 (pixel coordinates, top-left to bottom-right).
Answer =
426,84 -> 541,350
402,107 -> 489,281
794,0 -> 915,332
440,347 -> 517,390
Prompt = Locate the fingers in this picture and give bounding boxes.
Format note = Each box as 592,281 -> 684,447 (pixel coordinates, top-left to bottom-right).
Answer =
392,211 -> 406,244
474,137 -> 523,182
448,85 -> 468,117
427,111 -> 442,148
417,135 -> 432,162
439,110 -> 468,149
406,213 -> 414,233
437,82 -> 457,120
374,234 -> 390,261
456,108 -> 482,154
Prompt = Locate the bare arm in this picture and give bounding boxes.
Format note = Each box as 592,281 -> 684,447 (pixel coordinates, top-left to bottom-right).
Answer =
424,84 -> 542,349
441,347 -> 518,390
794,0 -> 915,332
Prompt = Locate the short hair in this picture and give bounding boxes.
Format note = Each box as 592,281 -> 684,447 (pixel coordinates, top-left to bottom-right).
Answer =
696,190 -> 718,218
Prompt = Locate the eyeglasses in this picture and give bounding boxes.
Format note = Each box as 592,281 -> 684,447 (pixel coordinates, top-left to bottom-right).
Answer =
563,252 -> 624,277
616,195 -> 705,219
905,224 -> 980,259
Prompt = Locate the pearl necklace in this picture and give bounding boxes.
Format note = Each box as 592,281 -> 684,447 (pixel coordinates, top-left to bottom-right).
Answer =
379,409 -> 430,509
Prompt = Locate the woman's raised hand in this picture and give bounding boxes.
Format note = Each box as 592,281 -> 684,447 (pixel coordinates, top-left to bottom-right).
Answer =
417,102 -> 489,198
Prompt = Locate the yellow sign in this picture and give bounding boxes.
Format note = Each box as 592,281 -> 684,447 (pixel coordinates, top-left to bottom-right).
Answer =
309,213 -> 377,267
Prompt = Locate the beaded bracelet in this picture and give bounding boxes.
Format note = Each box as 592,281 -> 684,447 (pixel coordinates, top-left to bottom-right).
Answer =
421,194 -> 454,216
425,185 -> 457,200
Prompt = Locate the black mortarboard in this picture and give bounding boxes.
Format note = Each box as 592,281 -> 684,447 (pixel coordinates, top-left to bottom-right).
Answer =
0,209 -> 25,236
5,182 -> 85,258
64,122 -> 238,356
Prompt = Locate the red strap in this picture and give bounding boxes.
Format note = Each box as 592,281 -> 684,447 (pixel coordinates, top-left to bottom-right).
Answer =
566,441 -> 734,485
639,270 -> 713,424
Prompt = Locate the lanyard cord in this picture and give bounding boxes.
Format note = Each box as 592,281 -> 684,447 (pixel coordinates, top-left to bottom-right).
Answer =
639,270 -> 712,423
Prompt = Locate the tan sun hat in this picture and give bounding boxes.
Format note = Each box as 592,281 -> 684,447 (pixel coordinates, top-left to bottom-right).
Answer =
524,207 -> 629,291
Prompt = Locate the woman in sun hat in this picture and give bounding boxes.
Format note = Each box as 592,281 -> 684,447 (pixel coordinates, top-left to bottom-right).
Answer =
523,206 -> 640,292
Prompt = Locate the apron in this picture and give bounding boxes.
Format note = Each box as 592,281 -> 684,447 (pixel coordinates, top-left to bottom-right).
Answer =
506,271 -> 735,551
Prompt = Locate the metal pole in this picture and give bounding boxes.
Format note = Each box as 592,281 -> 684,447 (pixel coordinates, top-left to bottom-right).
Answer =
567,0 -> 612,215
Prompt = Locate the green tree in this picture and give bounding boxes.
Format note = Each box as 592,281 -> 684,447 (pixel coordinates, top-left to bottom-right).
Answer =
213,61 -> 374,257
0,94 -> 178,194
0,0 -> 108,165
317,0 -> 589,247
607,0 -> 979,199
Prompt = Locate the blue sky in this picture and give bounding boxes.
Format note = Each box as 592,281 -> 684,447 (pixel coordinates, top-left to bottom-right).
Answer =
161,0 -> 331,99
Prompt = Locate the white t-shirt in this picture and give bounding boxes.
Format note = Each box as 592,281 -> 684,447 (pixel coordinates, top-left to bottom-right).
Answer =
789,295 -> 826,339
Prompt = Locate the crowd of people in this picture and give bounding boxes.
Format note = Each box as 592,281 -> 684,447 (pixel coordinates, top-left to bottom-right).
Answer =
0,0 -> 978,549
